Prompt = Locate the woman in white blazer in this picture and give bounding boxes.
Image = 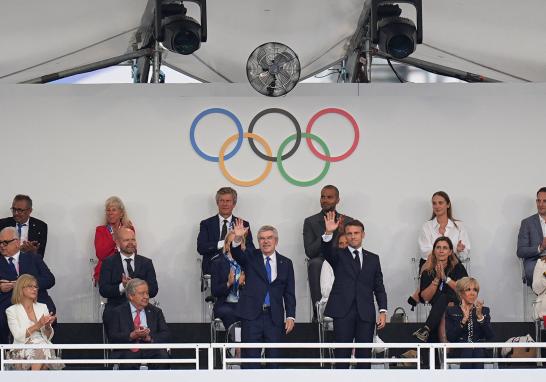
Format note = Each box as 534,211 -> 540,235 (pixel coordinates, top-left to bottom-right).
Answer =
6,274 -> 63,370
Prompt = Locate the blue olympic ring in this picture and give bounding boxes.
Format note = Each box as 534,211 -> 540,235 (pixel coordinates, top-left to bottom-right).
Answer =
189,108 -> 244,162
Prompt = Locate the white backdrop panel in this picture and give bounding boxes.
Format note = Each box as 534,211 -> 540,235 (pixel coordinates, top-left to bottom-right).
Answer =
0,83 -> 545,322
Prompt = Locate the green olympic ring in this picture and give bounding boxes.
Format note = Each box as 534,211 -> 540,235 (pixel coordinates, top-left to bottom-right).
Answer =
276,133 -> 331,187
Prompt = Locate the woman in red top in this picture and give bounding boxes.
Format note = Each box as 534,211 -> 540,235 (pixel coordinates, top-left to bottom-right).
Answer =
93,196 -> 133,284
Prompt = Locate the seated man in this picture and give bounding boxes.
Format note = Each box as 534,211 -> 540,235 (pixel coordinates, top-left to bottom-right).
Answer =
106,278 -> 170,369
517,187 -> 546,285
0,227 -> 55,344
99,228 -> 158,322
0,194 -> 48,258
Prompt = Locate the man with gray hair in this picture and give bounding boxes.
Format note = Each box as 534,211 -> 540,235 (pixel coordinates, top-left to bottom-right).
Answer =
0,226 -> 55,343
231,220 -> 296,368
105,278 -> 170,369
197,187 -> 255,275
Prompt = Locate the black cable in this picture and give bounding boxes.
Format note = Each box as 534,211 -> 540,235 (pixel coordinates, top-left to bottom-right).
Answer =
387,58 -> 406,83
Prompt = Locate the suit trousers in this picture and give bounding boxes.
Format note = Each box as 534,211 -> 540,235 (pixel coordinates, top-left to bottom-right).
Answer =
110,349 -> 170,370
241,308 -> 283,369
333,303 -> 375,369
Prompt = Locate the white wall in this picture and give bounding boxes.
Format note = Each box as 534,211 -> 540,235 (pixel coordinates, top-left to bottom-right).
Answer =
1,83 -> 545,322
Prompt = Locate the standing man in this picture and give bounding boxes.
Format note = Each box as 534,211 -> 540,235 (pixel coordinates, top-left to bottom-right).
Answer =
322,212 -> 387,369
0,194 -> 48,258
197,187 -> 254,275
231,219 -> 295,368
303,185 -> 352,318
105,279 -> 170,369
0,227 -> 55,344
517,187 -> 546,285
99,227 -> 158,322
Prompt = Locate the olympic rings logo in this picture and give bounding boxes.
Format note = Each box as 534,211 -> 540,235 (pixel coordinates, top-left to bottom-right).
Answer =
190,107 -> 360,187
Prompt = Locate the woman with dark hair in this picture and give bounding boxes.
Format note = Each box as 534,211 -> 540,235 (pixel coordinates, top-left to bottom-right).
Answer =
413,236 -> 468,342
408,191 -> 471,308
446,277 -> 494,368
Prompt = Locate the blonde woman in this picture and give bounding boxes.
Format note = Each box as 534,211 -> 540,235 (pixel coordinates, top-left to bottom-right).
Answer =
446,277 -> 494,368
6,274 -> 63,370
93,196 -> 134,283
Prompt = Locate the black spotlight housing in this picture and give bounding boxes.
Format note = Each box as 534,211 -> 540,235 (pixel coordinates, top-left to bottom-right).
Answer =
377,17 -> 417,59
157,0 -> 207,55
371,0 -> 422,59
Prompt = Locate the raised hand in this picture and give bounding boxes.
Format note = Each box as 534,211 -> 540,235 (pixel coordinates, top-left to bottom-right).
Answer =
227,268 -> 235,287
461,304 -> 471,324
323,211 -> 339,234
475,300 -> 484,319
456,240 -> 466,253
232,218 -> 248,241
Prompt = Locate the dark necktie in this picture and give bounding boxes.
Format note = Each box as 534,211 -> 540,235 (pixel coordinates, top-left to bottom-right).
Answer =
125,258 -> 135,277
264,257 -> 271,306
8,257 -> 18,276
16,223 -> 25,239
220,219 -> 228,240
353,249 -> 361,271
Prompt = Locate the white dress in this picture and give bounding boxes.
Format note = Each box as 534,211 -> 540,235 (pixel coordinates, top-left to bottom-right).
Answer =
5,302 -> 64,370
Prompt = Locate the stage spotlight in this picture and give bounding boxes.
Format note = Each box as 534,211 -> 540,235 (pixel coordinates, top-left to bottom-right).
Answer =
377,16 -> 417,59
159,0 -> 207,55
371,0 -> 422,59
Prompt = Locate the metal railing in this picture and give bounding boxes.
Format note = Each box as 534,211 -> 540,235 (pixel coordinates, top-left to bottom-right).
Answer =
1,342 -> 546,371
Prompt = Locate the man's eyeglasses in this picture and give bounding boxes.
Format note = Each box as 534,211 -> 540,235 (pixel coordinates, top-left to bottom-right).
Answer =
11,207 -> 29,214
0,239 -> 17,246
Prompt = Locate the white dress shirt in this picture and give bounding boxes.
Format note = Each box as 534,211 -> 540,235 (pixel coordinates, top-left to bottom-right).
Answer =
538,215 -> 546,253
17,219 -> 29,243
217,214 -> 233,249
263,252 -> 277,282
130,302 -> 148,328
118,253 -> 136,293
418,218 -> 471,260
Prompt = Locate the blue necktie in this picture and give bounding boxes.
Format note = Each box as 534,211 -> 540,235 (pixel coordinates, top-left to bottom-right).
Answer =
8,257 -> 18,277
264,257 -> 271,306
17,223 -> 24,239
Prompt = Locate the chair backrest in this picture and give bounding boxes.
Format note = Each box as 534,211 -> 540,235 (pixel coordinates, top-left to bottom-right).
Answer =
307,257 -> 325,312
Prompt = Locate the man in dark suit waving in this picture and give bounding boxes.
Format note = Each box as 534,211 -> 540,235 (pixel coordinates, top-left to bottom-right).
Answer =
106,278 -> 170,369
0,194 -> 48,258
322,211 -> 387,368
197,187 -> 254,275
0,227 -> 55,343
231,219 -> 295,368
99,227 -> 158,322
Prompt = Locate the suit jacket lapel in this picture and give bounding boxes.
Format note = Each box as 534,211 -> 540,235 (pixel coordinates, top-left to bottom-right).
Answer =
123,303 -> 134,334
133,255 -> 141,275
145,307 -> 155,330
18,253 -> 29,275
27,217 -> 36,242
534,214 -> 544,236
255,252 -> 268,283
211,216 -> 220,241
343,248 -> 358,278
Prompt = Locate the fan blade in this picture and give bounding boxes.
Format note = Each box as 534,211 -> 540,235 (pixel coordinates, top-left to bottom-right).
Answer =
274,51 -> 296,67
275,69 -> 292,86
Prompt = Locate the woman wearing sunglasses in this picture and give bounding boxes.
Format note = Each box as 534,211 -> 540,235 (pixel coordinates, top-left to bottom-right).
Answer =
446,277 -> 494,368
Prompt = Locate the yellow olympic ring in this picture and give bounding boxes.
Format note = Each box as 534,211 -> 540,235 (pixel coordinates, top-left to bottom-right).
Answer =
219,132 -> 273,187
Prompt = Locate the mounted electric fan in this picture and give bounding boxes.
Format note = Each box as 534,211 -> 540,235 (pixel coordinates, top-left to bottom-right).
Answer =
246,42 -> 301,97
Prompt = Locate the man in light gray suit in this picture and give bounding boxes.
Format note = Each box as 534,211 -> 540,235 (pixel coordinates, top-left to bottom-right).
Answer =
517,187 -> 546,285
303,185 -> 353,320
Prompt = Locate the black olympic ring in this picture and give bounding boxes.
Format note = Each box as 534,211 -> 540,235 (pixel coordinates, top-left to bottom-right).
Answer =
247,108 -> 302,162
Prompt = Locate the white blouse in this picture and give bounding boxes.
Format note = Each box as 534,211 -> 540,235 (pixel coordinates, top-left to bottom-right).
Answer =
418,218 -> 471,260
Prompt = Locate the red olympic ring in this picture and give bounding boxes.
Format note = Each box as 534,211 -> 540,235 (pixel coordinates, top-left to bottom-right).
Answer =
305,108 -> 360,162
